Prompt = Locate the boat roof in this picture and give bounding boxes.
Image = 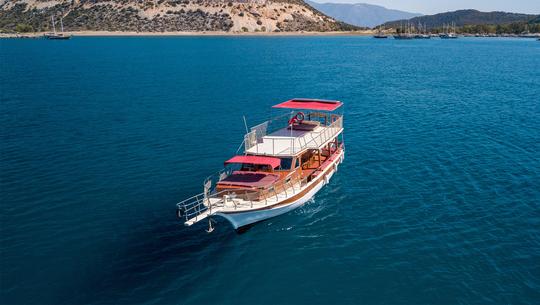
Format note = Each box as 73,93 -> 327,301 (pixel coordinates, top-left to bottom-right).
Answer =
272,98 -> 343,111
225,155 -> 281,168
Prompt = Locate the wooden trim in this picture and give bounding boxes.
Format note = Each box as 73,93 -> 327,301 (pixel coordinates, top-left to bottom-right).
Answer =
221,149 -> 343,214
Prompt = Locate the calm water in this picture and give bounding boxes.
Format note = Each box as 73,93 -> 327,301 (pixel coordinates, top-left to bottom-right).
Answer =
1,36 -> 539,304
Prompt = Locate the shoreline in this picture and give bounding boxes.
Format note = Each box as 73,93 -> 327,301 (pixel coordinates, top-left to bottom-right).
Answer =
3,31 -> 538,39
0,30 -> 375,38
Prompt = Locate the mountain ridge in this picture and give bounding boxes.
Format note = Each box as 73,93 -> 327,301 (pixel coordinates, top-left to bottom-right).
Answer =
305,1 -> 421,28
381,9 -> 538,29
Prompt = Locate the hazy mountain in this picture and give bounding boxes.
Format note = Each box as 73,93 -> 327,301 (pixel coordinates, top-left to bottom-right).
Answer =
306,1 -> 421,28
382,9 -> 538,29
0,0 -> 358,33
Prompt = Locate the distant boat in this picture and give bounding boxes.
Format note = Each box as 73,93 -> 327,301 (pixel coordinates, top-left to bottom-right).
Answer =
394,34 -> 414,40
439,33 -> 458,39
43,15 -> 71,40
414,22 -> 431,39
414,34 -> 430,39
439,22 -> 458,39
394,21 -> 414,39
373,26 -> 388,38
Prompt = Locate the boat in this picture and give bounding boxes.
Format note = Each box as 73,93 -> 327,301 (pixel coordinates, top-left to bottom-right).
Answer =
394,21 -> 414,40
176,98 -> 345,232
439,33 -> 458,39
414,22 -> 431,39
440,22 -> 458,39
394,34 -> 414,40
43,15 -> 71,40
373,26 -> 388,38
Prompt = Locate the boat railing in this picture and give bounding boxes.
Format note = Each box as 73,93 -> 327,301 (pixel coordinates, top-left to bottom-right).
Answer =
177,170 -> 305,225
277,115 -> 343,155
244,112 -> 342,152
246,114 -> 343,156
245,112 -> 292,152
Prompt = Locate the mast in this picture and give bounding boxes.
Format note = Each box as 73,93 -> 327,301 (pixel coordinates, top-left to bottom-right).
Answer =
51,15 -> 56,34
60,17 -> 64,33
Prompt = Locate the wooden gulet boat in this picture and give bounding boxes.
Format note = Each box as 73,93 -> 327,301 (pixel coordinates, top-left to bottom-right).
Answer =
176,98 -> 345,232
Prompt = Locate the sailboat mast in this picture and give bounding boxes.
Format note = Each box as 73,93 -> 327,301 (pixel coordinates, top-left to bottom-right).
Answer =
52,15 -> 56,34
60,17 -> 64,33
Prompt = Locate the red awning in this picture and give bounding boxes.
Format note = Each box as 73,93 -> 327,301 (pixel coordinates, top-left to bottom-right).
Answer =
272,98 -> 343,111
225,155 -> 281,168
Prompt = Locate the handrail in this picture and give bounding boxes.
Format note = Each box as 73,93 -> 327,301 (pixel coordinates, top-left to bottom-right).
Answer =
272,116 -> 343,156
177,169 -> 305,223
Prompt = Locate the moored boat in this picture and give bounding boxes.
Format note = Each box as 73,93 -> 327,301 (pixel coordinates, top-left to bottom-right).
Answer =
439,22 -> 458,39
394,34 -> 414,40
43,15 -> 72,40
177,98 -> 345,232
373,26 -> 388,38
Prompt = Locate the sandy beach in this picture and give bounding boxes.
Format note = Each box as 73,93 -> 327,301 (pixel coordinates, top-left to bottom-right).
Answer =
0,30 -> 375,38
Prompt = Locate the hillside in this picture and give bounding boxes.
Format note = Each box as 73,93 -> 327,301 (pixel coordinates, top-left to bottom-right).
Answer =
0,0 -> 358,33
382,9 -> 538,29
306,1 -> 421,28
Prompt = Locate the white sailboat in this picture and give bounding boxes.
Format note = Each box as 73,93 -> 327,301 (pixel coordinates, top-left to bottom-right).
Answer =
44,15 -> 72,40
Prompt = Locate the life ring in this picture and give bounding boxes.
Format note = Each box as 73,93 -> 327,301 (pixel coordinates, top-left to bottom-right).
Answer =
288,112 -> 305,125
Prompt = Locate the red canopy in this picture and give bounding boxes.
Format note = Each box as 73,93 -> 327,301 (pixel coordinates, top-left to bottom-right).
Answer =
225,155 -> 281,168
272,98 -> 343,111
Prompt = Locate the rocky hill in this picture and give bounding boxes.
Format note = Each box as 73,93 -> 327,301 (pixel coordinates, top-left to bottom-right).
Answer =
381,9 -> 538,29
0,0 -> 358,33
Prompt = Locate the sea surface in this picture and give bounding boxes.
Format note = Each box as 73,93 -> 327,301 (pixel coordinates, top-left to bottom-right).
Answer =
1,36 -> 539,305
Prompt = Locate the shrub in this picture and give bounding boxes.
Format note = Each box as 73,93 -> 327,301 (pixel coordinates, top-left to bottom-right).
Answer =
15,23 -> 33,33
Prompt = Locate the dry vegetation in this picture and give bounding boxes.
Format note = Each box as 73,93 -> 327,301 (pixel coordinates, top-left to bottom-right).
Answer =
0,0 -> 357,33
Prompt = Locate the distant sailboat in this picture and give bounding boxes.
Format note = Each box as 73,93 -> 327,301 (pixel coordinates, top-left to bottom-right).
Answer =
394,21 -> 414,40
43,15 -> 71,40
440,22 -> 458,39
373,25 -> 388,38
414,22 -> 430,39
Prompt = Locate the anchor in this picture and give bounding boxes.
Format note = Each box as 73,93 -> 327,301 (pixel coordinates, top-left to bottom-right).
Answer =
206,218 -> 216,233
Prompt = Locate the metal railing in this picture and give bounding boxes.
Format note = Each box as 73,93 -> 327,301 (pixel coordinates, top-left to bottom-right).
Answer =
177,170 -> 305,224
244,112 -> 292,152
245,115 -> 343,156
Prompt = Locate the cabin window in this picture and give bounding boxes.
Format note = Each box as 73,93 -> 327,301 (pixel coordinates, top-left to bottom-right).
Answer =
280,158 -> 293,170
295,158 -> 300,168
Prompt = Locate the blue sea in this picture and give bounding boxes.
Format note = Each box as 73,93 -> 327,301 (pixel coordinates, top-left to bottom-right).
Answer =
1,36 -> 539,304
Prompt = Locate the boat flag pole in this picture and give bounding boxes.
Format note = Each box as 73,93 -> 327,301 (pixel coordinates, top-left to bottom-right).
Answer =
242,116 -> 249,134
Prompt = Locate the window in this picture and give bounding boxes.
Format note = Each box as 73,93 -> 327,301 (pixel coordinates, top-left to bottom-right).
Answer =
280,158 -> 293,170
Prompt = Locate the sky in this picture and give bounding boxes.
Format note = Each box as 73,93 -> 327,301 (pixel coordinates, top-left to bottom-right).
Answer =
310,0 -> 540,15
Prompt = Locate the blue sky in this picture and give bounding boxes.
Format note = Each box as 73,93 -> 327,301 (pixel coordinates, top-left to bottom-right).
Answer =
310,0 -> 540,15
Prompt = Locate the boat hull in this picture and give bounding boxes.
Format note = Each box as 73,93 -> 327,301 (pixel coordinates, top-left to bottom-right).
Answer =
214,151 -> 343,229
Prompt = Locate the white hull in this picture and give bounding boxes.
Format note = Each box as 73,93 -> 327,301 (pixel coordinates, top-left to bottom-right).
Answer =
214,151 -> 342,229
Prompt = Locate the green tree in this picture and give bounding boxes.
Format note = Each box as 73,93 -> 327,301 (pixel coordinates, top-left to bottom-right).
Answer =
15,23 -> 33,33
